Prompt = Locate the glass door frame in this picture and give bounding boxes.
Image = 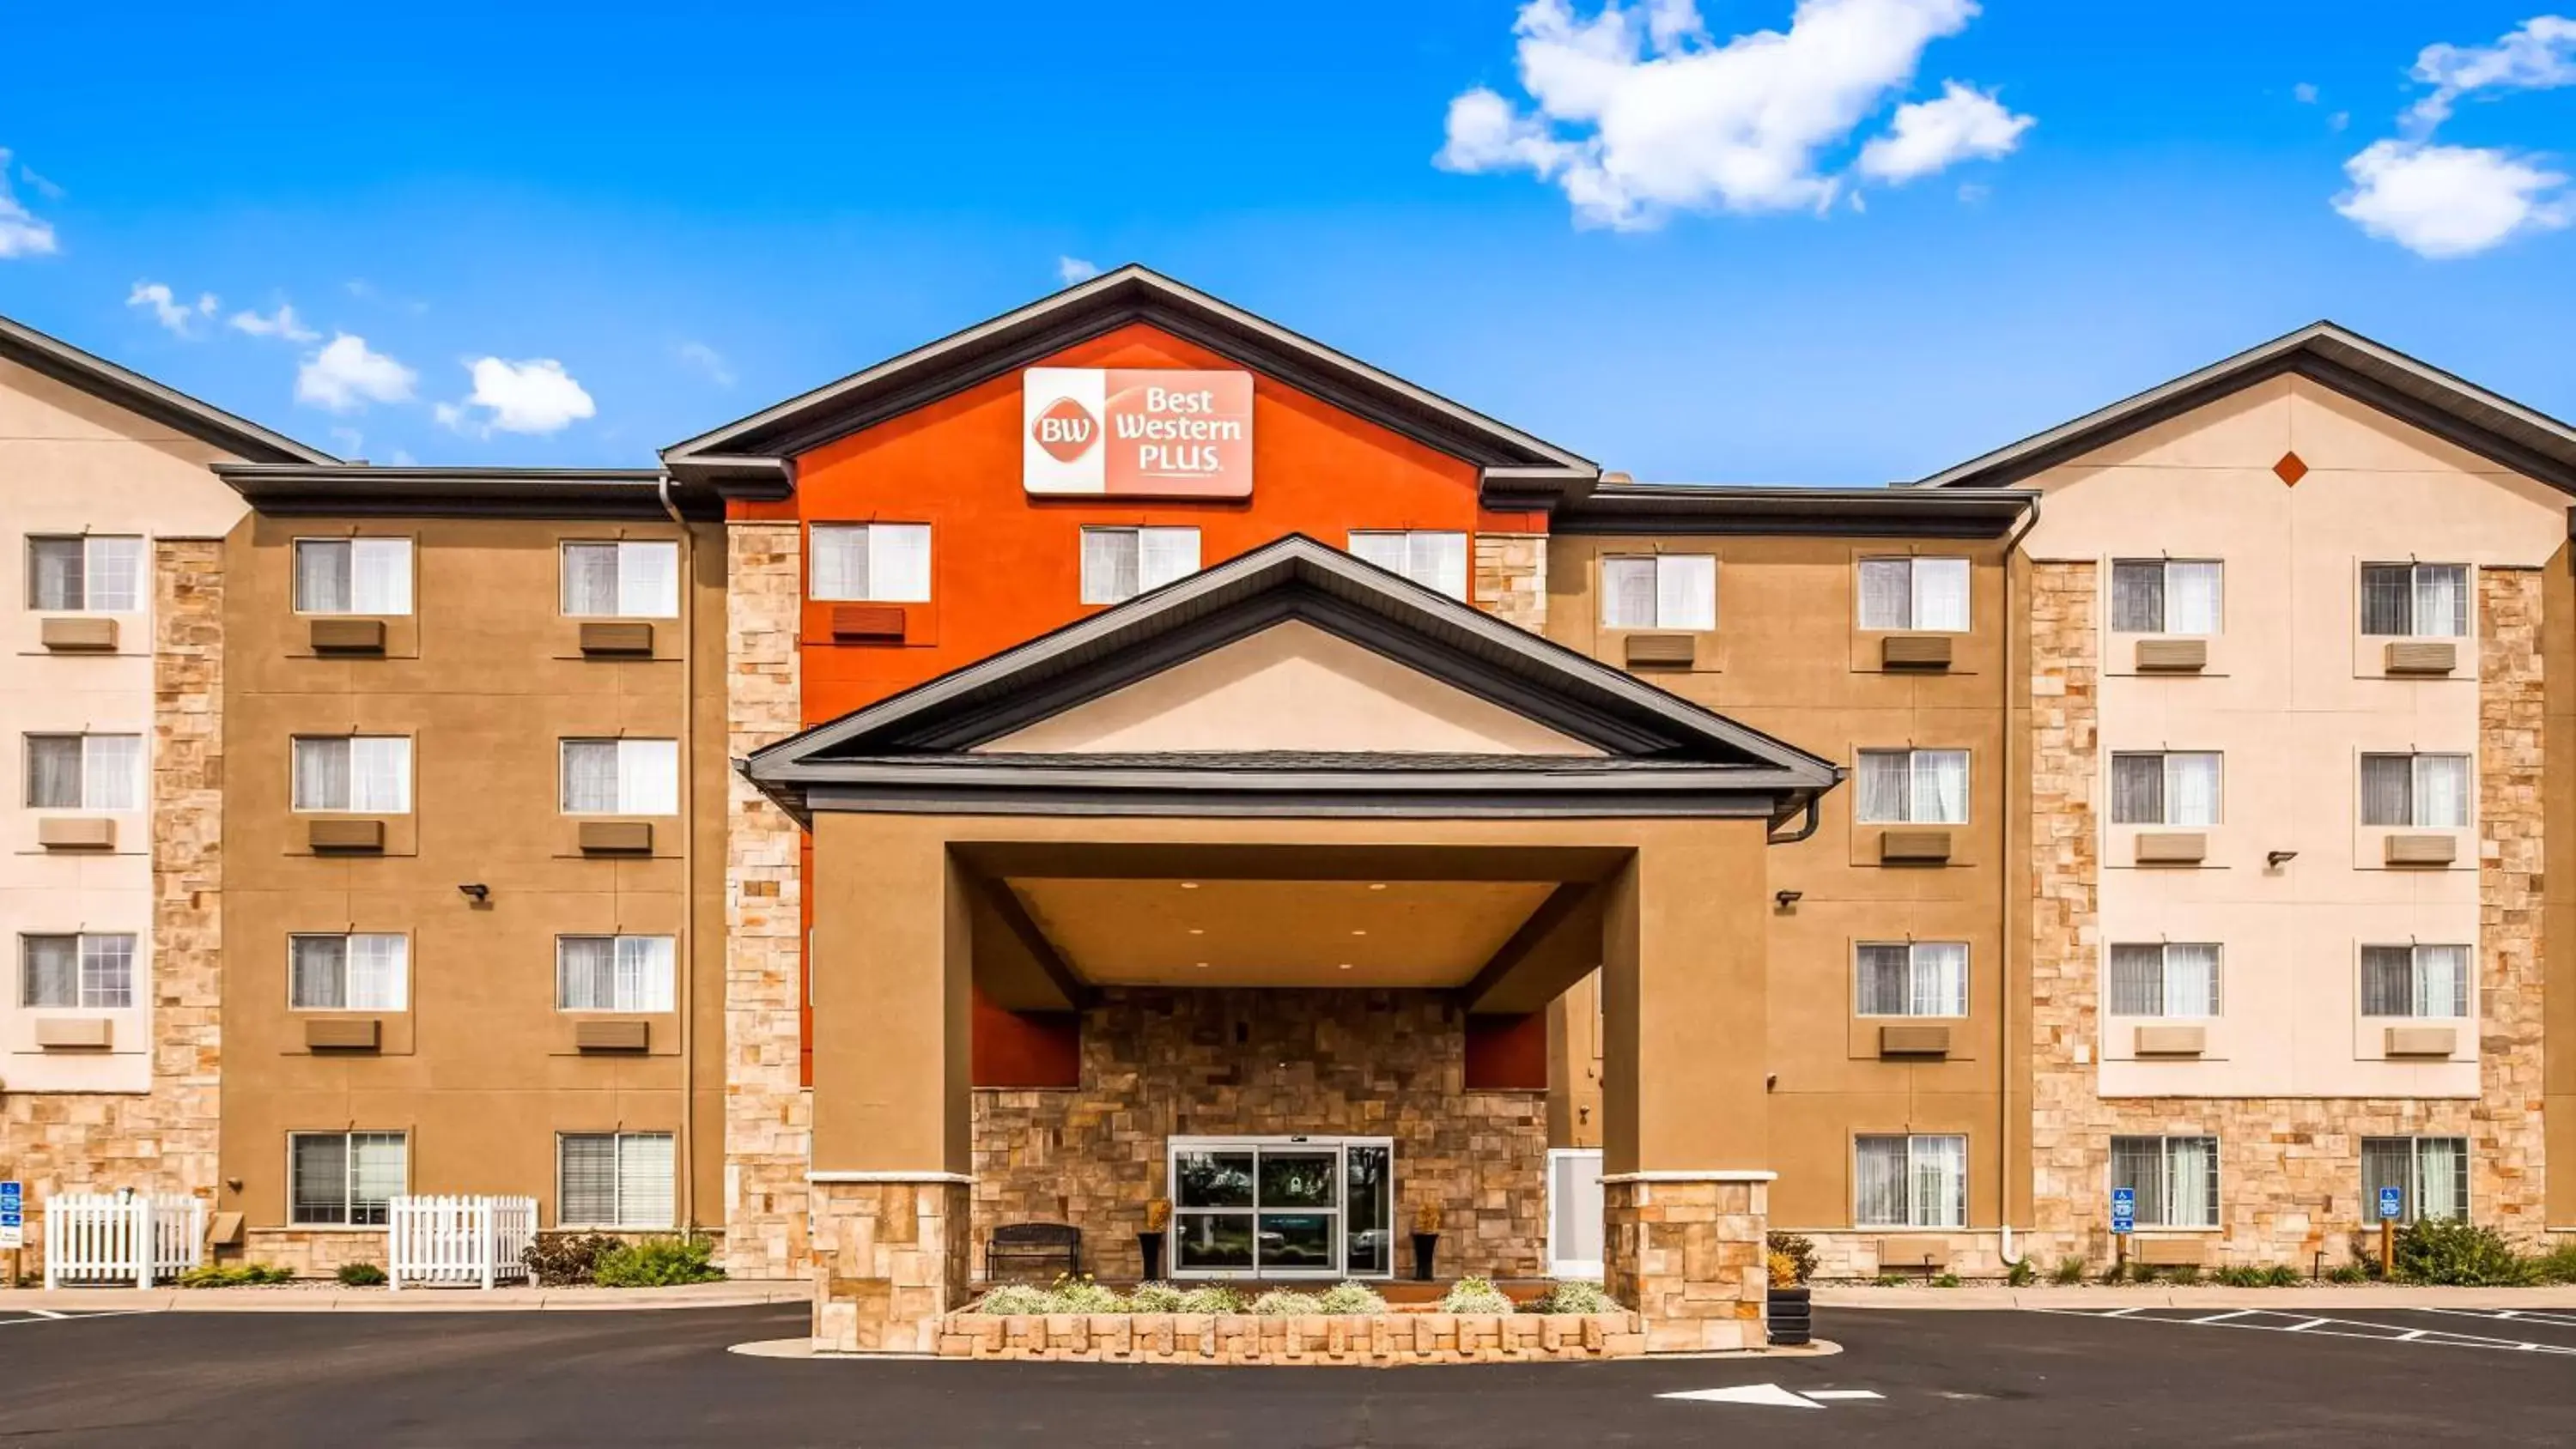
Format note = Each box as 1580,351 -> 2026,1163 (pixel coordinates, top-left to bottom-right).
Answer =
1166,1136 -> 1395,1281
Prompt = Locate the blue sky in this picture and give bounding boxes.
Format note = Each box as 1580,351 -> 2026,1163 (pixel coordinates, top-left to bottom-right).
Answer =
2,2 -> 2569,482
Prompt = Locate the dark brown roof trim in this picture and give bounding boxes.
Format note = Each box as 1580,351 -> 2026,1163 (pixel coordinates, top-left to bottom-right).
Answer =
0,313 -> 332,464
661,265 -> 1595,497
211,464 -> 724,520
1911,321 -> 2576,494
1555,483 -> 2034,537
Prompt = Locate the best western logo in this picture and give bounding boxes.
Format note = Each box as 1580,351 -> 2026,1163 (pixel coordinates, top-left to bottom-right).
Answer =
1032,395 -> 1099,463
1023,367 -> 1254,500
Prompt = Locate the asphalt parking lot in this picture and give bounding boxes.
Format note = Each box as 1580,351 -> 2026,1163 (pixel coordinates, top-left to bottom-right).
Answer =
1,1302 -> 2570,1446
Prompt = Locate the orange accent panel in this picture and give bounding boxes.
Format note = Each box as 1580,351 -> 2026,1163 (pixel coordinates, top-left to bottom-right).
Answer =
1465,1012 -> 1549,1090
972,985 -> 1081,1088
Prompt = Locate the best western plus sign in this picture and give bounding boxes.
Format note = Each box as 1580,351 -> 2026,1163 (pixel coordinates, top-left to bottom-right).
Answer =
1022,367 -> 1255,498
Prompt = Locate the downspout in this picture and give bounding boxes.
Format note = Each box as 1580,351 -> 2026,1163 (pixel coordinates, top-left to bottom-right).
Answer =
1996,494 -> 2041,1269
660,472 -> 699,1234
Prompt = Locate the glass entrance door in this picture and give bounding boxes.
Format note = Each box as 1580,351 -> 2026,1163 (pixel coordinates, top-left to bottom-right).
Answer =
1169,1137 -> 1394,1279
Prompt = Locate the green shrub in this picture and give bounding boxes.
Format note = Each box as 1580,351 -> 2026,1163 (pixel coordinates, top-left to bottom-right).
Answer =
1175,1284 -> 1243,1315
178,1264 -> 294,1288
1529,1280 -> 1613,1315
336,1262 -> 387,1288
2262,1264 -> 2302,1288
1875,1273 -> 1910,1288
522,1232 -> 624,1288
1033,1274 -> 1121,1313
2006,1258 -> 2036,1288
2391,1220 -> 2532,1287
2210,1264 -> 2262,1288
973,1283 -> 1053,1315
2326,1262 -> 2369,1285
1317,1282 -> 1388,1316
2050,1257 -> 2086,1286
1438,1276 -> 1516,1315
2166,1264 -> 2201,1286
1249,1288 -> 1323,1317
592,1235 -> 724,1288
1930,1272 -> 1963,1288
2529,1241 -> 2576,1285
2097,1261 -> 2127,1286
1765,1231 -> 1819,1284
1127,1281 -> 1185,1313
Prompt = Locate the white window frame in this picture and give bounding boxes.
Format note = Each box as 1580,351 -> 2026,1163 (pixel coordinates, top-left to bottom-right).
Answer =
555,935 -> 677,1013
1853,1134 -> 1967,1229
26,534 -> 143,613
808,523 -> 932,603
2358,943 -> 2471,1019
292,537 -> 415,616
2359,561 -> 2469,639
22,733 -> 143,811
1854,749 -> 1970,825
2105,943 -> 2224,1018
1599,554 -> 1716,631
2109,1135 -> 2221,1229
1854,942 -> 1969,1017
1856,555 -> 1971,633
1078,526 -> 1200,605
557,738 -> 680,816
288,1130 -> 408,1227
19,932 -> 136,1010
556,1131 -> 677,1230
2359,753 -> 2472,829
2359,1137 -> 2470,1225
559,541 -> 680,619
289,736 -> 414,814
2109,558 -> 2224,635
1346,530 -> 1467,600
2109,751 -> 2224,827
288,933 -> 410,1012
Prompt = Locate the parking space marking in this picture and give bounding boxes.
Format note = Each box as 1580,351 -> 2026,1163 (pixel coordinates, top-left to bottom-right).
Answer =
2033,1307 -> 2576,1357
2411,1306 -> 2576,1330
0,1309 -> 150,1329
1805,1390 -> 1884,1400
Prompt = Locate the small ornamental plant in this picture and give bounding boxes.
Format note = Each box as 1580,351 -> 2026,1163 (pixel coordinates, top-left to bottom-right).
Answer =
1766,1251 -> 1802,1289
337,1261 -> 387,1288
1530,1279 -> 1613,1315
1249,1288 -> 1324,1317
974,1283 -> 1053,1315
1316,1281 -> 1388,1315
1144,1198 -> 1172,1232
1412,1201 -> 1443,1235
1438,1276 -> 1515,1315
1765,1231 -> 1819,1284
1175,1284 -> 1245,1315
178,1264 -> 295,1288
1044,1273 -> 1124,1313
1127,1281 -> 1185,1313
592,1235 -> 724,1288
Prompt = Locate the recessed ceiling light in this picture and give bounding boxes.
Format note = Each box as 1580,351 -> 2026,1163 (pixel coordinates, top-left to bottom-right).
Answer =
1180,882 -> 1200,890
1337,963 -> 1352,971
1188,928 -> 1204,936
1194,961 -> 1209,969
1367,883 -> 1388,891
1351,929 -> 1367,936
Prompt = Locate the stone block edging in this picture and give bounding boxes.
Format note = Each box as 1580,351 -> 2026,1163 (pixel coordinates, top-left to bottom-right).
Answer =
935,1309 -> 1647,1365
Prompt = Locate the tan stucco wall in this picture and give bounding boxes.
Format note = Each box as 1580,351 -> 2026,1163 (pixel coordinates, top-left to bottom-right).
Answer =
215,514 -> 731,1239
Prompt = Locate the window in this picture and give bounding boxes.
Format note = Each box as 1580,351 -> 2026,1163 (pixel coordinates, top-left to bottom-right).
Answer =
1856,556 -> 1970,632
1346,530 -> 1467,599
561,542 -> 678,618
290,1131 -> 406,1226
290,737 -> 412,813
1600,555 -> 1716,631
558,1132 -> 676,1228
2110,1136 -> 2220,1228
2360,944 -> 2470,1018
2106,943 -> 2223,1017
559,739 -> 679,815
27,535 -> 141,612
2110,560 -> 2223,634
2110,751 -> 2222,827
23,734 -> 141,810
1855,749 -> 1969,825
2360,753 -> 2470,828
2360,1137 -> 2469,1224
556,936 -> 677,1013
1854,1135 -> 1966,1228
293,538 -> 413,615
809,523 -> 930,603
289,934 -> 408,1011
20,934 -> 134,1009
2360,562 -> 2468,638
1079,526 -> 1200,604
1855,942 -> 1968,1016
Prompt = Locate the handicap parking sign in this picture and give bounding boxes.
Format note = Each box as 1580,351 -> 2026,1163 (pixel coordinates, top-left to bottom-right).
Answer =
2378,1185 -> 2403,1221
0,1179 -> 21,1251
2110,1185 -> 2136,1234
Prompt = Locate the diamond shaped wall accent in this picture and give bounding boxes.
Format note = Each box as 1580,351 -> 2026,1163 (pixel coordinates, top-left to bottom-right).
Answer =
2273,451 -> 2308,486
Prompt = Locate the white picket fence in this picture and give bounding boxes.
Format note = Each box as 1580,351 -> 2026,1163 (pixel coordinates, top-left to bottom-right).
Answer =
43,1193 -> 205,1288
386,1195 -> 537,1291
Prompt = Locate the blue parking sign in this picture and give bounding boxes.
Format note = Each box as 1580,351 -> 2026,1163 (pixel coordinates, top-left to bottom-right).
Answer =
2111,1185 -> 2136,1234
0,1179 -> 21,1251
2378,1186 -> 2403,1221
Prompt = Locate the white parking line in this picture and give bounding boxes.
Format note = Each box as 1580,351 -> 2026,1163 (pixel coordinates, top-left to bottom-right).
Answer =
2032,1307 -> 2576,1357
2190,1310 -> 2257,1325
2410,1306 -> 2576,1330
2284,1319 -> 2330,1332
1805,1390 -> 1884,1400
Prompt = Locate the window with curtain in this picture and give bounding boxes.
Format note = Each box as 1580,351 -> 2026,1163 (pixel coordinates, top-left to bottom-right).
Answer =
2360,944 -> 2470,1018
2359,563 -> 2468,637
558,1132 -> 676,1228
1854,1135 -> 1966,1228
808,523 -> 931,603
2109,559 -> 2224,634
560,542 -> 679,617
2360,1137 -> 2469,1224
27,535 -> 142,612
1855,749 -> 1970,824
558,739 -> 679,815
2359,753 -> 2470,828
292,538 -> 414,615
2109,751 -> 2222,826
289,934 -> 409,1011
2106,943 -> 2223,1016
1600,555 -> 1717,630
2110,1135 -> 2220,1228
556,935 -> 677,1012
1078,526 -> 1200,604
20,933 -> 134,1009
289,737 -> 412,813
290,1131 -> 407,1226
1346,530 -> 1468,599
23,734 -> 141,810
1855,942 -> 1969,1016
1856,556 -> 1971,632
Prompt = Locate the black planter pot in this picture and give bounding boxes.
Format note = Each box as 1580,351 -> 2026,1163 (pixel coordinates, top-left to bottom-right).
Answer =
1766,1285 -> 1813,1347
1411,1233 -> 1440,1282
1137,1232 -> 1164,1282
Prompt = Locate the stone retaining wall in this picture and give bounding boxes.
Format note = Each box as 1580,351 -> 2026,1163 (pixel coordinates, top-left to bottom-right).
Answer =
937,1309 -> 1645,1364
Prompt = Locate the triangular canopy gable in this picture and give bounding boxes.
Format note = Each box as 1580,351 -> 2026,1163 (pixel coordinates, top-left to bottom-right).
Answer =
744,536 -> 1841,823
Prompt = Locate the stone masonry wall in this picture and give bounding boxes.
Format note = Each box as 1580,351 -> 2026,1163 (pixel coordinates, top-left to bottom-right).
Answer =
974,988 -> 1549,1282
2,540 -> 226,1270
722,520 -> 811,1280
2024,563 -> 2549,1271
1473,532 -> 1546,634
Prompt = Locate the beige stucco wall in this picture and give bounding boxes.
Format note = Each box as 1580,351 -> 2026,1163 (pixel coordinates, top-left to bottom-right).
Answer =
0,357 -> 247,1094
2020,374 -> 2565,1100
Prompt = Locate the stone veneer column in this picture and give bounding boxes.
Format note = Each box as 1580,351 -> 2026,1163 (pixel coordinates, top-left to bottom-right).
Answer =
723,520 -> 811,1279
1602,1174 -> 1769,1353
2475,567 -> 2549,1236
1473,532 -> 1547,633
2025,562 -> 2103,1252
811,1179 -> 974,1354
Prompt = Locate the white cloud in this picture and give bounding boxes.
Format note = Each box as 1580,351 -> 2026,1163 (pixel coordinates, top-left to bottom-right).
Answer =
2293,81 -> 2320,104
1436,0 -> 2016,227
2334,139 -> 2570,258
296,333 -> 418,412
0,151 -> 59,258
2330,111 -> 2350,132
439,356 -> 595,436
1057,255 -> 1102,284
127,282 -> 218,336
229,302 -> 319,343
16,161 -> 62,201
1856,81 -> 2032,183
2404,15 -> 2576,132
674,340 -> 734,387
1956,181 -> 1990,203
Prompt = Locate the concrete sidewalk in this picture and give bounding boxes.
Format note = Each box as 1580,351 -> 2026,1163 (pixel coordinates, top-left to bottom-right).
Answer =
1814,1282 -> 2576,1311
0,1280 -> 805,1313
